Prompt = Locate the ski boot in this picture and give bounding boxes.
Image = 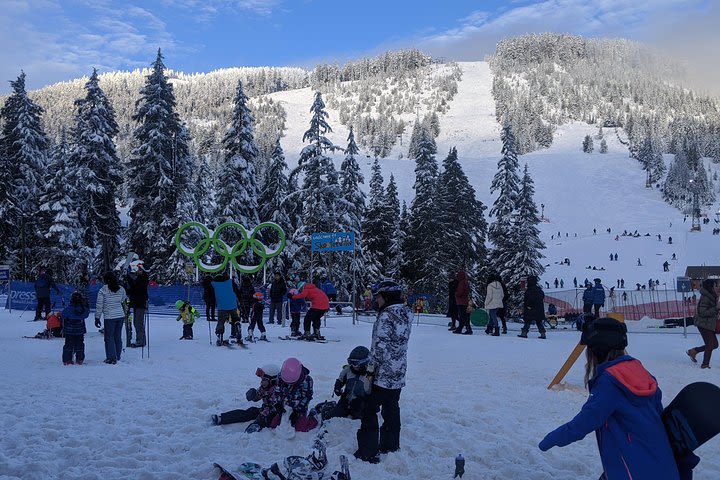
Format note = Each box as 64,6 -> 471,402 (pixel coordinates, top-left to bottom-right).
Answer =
211,414 -> 220,425
245,329 -> 255,342
517,331 -> 528,338
539,333 -> 547,339
303,332 -> 315,341
259,333 -> 268,342
216,334 -> 223,346
313,330 -> 325,341
291,330 -> 302,337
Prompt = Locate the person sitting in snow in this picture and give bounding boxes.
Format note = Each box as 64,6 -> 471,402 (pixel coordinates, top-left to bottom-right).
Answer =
212,364 -> 282,433
175,300 -> 198,340
314,346 -> 374,422
539,318 -> 681,479
276,357 -> 318,432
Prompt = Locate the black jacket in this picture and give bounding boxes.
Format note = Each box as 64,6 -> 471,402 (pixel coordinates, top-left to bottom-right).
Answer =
125,271 -> 149,308
269,278 -> 287,302
523,279 -> 545,322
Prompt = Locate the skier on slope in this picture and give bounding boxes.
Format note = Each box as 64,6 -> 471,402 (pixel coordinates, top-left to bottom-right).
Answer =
539,318 -> 680,480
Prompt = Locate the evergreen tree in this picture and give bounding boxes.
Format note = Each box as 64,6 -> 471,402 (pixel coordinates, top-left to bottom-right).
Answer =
436,147 -> 488,296
599,138 -> 608,154
215,80 -> 260,228
361,158 -> 387,282
70,68 -> 122,274
0,72 -> 49,280
339,126 -> 367,284
582,134 -> 594,153
292,92 -> 339,276
383,174 -> 402,279
489,125 -> 521,278
402,127 -> 440,295
636,135 -> 665,183
504,164 -> 545,289
38,131 -> 82,282
258,139 -> 294,273
194,154 -> 215,225
407,116 -> 422,159
126,50 -> 191,276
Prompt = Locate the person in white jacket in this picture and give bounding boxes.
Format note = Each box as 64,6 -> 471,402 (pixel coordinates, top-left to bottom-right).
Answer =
485,272 -> 504,336
94,272 -> 128,364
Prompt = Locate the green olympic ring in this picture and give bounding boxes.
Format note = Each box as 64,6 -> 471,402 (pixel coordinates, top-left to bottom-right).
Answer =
174,221 -> 286,274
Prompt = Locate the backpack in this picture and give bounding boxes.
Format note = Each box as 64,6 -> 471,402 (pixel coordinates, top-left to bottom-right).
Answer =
548,303 -> 558,315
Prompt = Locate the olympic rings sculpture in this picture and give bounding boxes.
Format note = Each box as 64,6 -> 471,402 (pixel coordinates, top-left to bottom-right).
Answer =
174,221 -> 286,274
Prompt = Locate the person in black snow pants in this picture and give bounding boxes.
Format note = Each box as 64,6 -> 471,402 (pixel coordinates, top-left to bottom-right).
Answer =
202,275 -> 216,323
268,272 -> 287,325
34,268 -> 61,321
518,275 -> 546,339
355,280 -> 412,464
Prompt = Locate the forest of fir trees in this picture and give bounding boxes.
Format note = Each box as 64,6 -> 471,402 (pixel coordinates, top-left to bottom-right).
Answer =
0,49 -> 546,313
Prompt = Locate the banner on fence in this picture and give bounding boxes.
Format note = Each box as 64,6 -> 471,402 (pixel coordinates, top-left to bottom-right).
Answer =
0,265 -> 9,281
311,232 -> 355,252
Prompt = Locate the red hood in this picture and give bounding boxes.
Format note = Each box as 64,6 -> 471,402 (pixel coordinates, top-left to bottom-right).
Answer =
605,359 -> 657,397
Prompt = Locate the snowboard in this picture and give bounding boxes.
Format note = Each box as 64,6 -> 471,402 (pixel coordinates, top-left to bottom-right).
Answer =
278,336 -> 340,344
214,462 -> 265,480
662,381 -> 720,455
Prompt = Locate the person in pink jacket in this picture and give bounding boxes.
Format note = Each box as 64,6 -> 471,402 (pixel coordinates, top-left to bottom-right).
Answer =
453,271 -> 472,335
291,281 -> 329,341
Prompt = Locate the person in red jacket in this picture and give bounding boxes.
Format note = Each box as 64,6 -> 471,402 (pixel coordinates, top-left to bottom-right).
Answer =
291,281 -> 329,341
453,270 -> 472,335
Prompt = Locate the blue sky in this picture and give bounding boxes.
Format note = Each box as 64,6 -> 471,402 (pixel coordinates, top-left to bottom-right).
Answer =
1,0 -> 718,93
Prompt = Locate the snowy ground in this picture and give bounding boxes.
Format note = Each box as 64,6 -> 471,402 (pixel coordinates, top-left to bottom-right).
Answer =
1,309 -> 718,480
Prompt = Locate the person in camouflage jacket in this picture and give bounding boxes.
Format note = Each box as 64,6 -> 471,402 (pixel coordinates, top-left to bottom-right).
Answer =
277,362 -> 318,432
355,280 -> 412,463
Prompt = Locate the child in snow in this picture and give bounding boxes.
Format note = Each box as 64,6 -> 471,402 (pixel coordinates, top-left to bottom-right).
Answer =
277,357 -> 318,432
175,300 -> 198,340
212,364 -> 282,433
314,346 -> 374,421
287,286 -> 307,337
539,317 -> 680,479
61,292 -> 90,365
247,291 -> 267,341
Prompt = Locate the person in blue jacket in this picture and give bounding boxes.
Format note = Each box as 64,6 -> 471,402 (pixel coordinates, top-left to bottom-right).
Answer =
61,292 -> 90,365
211,274 -> 243,346
539,318 -> 679,480
582,283 -> 594,314
591,278 -> 606,317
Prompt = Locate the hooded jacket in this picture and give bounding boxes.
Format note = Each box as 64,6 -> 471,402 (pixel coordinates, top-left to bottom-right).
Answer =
540,356 -> 679,480
694,287 -> 718,331
61,303 -> 90,336
371,302 -> 412,389
454,271 -> 470,306
485,281 -> 504,310
277,366 -> 314,414
592,281 -> 606,306
523,277 -> 545,322
292,283 -> 329,310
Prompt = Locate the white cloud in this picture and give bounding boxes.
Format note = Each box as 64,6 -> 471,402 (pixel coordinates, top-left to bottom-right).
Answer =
162,0 -> 281,17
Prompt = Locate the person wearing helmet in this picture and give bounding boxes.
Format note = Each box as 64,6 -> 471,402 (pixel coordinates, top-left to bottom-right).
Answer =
124,259 -> 148,348
314,346 -> 374,421
60,291 -> 90,365
287,286 -> 307,337
174,300 -> 198,340
518,275 -> 547,339
291,280 -> 330,341
539,318 -> 680,480
355,279 -> 412,463
247,291 -> 267,341
277,357 -> 318,432
212,364 -> 282,432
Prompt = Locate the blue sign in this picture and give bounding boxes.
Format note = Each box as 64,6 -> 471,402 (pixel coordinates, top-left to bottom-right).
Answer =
0,265 -> 9,281
676,276 -> 692,293
311,232 -> 355,252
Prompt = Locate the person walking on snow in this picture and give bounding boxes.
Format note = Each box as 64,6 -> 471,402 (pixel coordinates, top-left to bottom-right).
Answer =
34,267 -> 61,321
355,280 -> 412,463
591,278 -> 606,317
94,272 -> 127,364
124,260 -> 148,348
484,272 -> 504,336
518,275 -> 546,339
61,291 -> 90,365
539,318 -> 680,480
268,272 -> 287,325
582,283 -> 594,314
210,274 -> 243,346
291,280 -> 329,341
453,271 -> 472,335
686,279 -> 718,369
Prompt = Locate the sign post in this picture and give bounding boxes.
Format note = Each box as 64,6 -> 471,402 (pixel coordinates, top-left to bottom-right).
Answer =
0,265 -> 10,313
676,276 -> 692,338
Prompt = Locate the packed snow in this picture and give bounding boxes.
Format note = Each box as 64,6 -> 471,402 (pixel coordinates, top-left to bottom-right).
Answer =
3,61 -> 719,479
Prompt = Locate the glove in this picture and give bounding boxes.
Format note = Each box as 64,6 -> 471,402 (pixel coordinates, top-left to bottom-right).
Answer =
246,388 -> 258,402
333,379 -> 344,397
538,437 -> 553,452
94,318 -> 102,329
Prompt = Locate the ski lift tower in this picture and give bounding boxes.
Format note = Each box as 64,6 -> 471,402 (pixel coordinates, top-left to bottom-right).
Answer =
689,179 -> 701,232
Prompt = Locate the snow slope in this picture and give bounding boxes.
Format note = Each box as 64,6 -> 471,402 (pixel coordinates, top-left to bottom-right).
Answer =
1,311 -> 718,479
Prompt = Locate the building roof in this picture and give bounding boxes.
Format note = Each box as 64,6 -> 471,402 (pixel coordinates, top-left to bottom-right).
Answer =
684,266 -> 720,279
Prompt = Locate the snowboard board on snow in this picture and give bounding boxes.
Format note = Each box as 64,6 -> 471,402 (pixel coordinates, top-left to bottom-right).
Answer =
662,381 -> 720,455
278,336 -> 340,344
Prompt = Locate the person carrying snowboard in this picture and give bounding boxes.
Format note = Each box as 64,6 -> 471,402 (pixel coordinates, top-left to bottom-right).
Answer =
61,292 -> 90,365
247,291 -> 267,341
175,300 -> 198,340
277,357 -> 318,432
212,364 -> 282,433
314,345 -> 374,422
291,281 -> 329,341
539,317 -> 680,479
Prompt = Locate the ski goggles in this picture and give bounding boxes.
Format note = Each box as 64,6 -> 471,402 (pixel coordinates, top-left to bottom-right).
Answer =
348,358 -> 370,368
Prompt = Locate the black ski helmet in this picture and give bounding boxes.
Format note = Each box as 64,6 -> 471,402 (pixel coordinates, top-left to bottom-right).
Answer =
372,280 -> 402,295
348,346 -> 370,368
582,317 -> 628,360
70,291 -> 84,305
